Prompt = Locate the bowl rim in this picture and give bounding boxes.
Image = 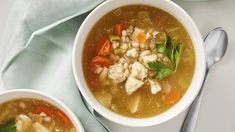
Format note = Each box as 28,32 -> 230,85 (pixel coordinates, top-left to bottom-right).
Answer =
0,89 -> 84,132
72,0 -> 206,127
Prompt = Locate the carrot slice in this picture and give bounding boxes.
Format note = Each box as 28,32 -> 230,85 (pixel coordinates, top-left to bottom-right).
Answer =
91,56 -> 112,68
166,89 -> 181,104
115,23 -> 125,36
55,110 -> 72,128
33,106 -> 53,117
137,32 -> 147,43
97,38 -> 112,56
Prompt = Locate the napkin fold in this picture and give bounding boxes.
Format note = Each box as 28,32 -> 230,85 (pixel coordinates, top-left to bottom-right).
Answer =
0,0 -> 107,132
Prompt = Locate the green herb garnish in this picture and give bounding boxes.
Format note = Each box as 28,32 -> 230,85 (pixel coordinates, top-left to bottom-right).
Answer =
148,34 -> 183,80
0,120 -> 16,132
148,61 -> 174,80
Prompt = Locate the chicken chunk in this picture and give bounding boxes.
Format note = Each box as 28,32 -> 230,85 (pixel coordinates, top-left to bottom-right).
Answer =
16,114 -> 51,132
125,77 -> 144,95
16,114 -> 34,132
140,54 -> 158,67
139,50 -> 151,58
131,41 -> 140,48
94,66 -> 103,74
149,79 -> 162,94
126,48 -> 139,58
108,63 -> 129,83
130,62 -> 148,80
118,57 -> 127,63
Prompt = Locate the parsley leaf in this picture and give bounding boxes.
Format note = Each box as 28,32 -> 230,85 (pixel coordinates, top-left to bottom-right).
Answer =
156,44 -> 167,55
148,61 -> 174,80
148,34 -> 183,80
166,36 -> 175,63
0,120 -> 16,132
174,43 -> 183,70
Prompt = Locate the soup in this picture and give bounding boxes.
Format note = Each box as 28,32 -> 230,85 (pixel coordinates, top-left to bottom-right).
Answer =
82,5 -> 195,118
0,99 -> 76,132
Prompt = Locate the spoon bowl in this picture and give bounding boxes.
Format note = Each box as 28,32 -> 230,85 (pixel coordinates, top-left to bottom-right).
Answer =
205,27 -> 228,68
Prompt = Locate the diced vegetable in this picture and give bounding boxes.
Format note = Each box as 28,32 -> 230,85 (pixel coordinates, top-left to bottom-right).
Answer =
128,94 -> 142,113
166,89 -> 181,104
137,32 -> 147,43
55,110 -> 72,128
95,91 -> 112,108
110,35 -> 121,42
115,23 -> 125,36
91,56 -> 112,69
97,38 -> 112,56
114,48 -> 125,55
0,120 -> 16,132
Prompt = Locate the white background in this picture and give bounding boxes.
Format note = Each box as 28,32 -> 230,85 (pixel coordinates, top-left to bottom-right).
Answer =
0,0 -> 234,132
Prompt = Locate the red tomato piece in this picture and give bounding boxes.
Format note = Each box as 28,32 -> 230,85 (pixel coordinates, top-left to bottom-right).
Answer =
91,56 -> 112,69
97,38 -> 112,56
115,23 -> 125,36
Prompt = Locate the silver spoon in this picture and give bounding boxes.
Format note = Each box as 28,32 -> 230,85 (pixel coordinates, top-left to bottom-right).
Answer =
181,27 -> 228,132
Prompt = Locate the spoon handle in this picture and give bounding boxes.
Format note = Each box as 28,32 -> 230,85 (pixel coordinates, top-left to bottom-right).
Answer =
181,68 -> 209,132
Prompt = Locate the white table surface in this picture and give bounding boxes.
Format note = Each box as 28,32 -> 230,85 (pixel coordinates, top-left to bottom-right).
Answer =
0,0 -> 234,132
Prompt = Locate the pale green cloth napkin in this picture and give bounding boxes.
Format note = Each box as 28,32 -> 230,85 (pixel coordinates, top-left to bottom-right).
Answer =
0,0 -> 107,132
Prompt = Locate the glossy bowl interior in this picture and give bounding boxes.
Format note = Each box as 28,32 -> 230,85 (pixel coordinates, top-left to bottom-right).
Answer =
73,0 -> 206,127
0,89 -> 84,132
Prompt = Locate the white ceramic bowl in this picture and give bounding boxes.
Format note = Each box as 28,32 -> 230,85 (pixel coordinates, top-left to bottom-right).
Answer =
72,0 -> 206,127
0,89 -> 84,132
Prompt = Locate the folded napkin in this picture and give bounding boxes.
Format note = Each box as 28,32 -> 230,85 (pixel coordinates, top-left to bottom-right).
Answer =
0,0 -> 107,132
